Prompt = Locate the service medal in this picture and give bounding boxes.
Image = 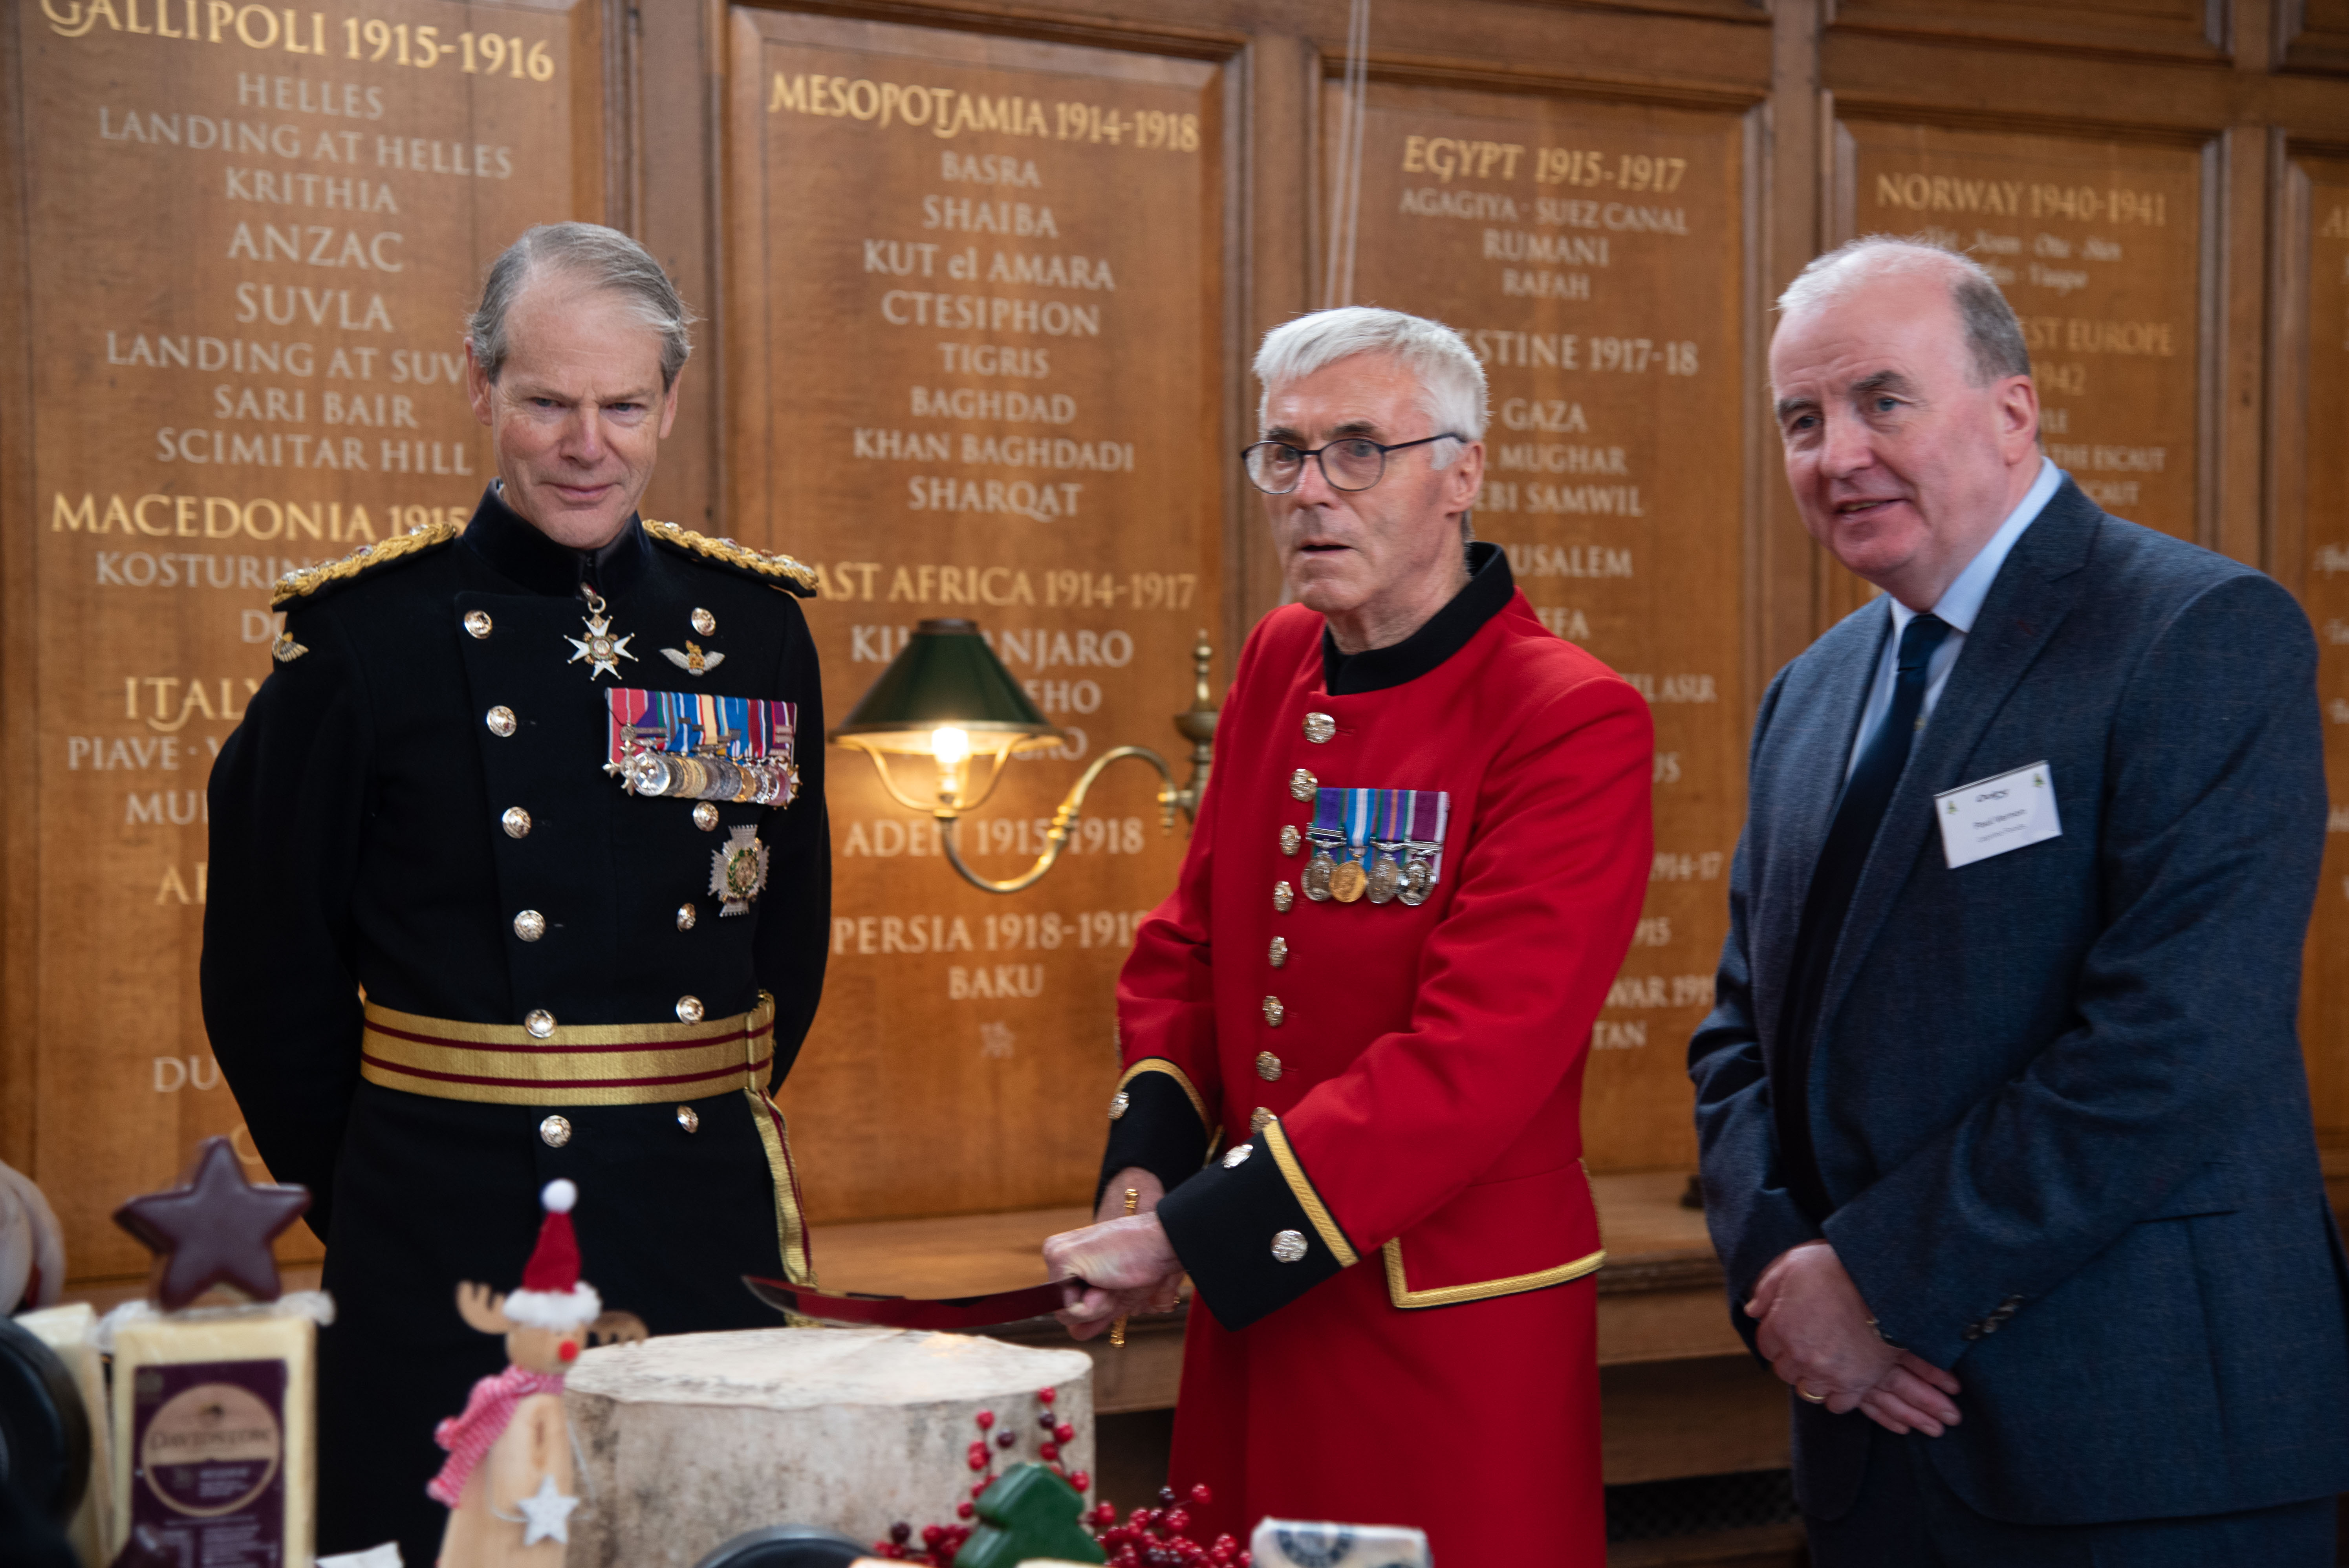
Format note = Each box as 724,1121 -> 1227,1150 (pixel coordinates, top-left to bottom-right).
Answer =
710,824 -> 769,916
606,689 -> 802,807
1302,850 -> 1335,902
1399,857 -> 1434,906
1366,852 -> 1401,904
565,593 -> 638,681
1330,858 -> 1367,903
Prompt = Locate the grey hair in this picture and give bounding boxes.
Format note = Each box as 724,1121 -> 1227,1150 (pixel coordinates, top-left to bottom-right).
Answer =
1778,236 -> 2030,385
1254,306 -> 1488,468
468,223 -> 696,388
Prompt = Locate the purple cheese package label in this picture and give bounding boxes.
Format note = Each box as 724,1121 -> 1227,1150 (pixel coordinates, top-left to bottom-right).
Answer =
112,1312 -> 316,1565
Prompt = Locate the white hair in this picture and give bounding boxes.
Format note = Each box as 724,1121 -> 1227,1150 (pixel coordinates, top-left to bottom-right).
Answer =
1253,306 -> 1487,468
1778,236 -> 2030,384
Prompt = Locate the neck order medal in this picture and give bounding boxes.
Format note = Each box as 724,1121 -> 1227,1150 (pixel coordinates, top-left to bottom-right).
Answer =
566,593 -> 638,681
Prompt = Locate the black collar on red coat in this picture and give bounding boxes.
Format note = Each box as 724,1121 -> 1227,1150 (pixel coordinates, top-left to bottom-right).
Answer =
1320,539 -> 1514,695
460,480 -> 652,600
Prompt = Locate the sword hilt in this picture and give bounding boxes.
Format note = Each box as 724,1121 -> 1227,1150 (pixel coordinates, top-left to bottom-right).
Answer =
1110,1186 -> 1140,1348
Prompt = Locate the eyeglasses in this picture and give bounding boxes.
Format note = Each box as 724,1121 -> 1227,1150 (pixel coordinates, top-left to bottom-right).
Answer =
1240,433 -> 1465,495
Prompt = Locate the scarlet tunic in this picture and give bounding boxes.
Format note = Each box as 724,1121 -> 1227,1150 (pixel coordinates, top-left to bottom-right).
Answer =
1102,545 -> 1652,1562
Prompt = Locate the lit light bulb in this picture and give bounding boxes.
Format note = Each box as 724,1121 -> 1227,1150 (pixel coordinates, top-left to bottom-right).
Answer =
930,726 -> 971,765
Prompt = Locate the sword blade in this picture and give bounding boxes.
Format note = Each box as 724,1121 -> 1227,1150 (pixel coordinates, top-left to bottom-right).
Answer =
743,1276 -> 1073,1330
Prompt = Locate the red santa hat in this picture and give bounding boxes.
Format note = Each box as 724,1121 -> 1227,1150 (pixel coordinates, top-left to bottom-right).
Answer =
501,1179 -> 602,1329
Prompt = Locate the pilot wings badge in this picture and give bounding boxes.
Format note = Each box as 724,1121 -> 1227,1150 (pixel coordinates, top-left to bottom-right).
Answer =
660,641 -> 725,677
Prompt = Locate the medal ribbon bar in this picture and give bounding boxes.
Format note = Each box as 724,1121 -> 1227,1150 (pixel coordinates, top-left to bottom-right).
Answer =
606,688 -> 802,807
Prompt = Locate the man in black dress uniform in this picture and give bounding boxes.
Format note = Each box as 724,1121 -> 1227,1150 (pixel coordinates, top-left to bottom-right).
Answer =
202,223 -> 829,1561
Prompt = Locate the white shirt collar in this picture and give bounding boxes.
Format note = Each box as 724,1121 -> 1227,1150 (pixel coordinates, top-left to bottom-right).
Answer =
1886,456 -> 2062,639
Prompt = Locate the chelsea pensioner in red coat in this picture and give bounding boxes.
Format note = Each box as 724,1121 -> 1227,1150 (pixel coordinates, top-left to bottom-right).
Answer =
1045,310 -> 1653,1563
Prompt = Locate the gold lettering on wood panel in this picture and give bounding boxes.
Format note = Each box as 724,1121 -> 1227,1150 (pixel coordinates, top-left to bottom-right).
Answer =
15,0 -> 581,1280
1849,125 -> 2204,539
1334,83 -> 1746,1171
731,11 -> 1220,1221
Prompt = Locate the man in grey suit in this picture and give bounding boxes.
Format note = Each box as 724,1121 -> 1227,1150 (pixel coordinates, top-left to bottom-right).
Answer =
1692,236 -> 2349,1563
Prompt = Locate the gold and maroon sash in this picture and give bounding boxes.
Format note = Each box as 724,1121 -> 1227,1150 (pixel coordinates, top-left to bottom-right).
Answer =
359,994 -> 776,1106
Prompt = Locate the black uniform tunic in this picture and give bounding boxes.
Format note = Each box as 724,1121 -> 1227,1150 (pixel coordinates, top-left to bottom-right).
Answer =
202,485 -> 829,1561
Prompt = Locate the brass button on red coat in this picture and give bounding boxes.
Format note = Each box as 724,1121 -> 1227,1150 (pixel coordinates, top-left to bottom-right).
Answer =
1268,937 -> 1289,968
1280,824 -> 1302,856
1261,997 -> 1285,1028
1303,712 -> 1336,744
1289,768 -> 1316,802
1273,880 -> 1294,913
1256,1050 -> 1282,1081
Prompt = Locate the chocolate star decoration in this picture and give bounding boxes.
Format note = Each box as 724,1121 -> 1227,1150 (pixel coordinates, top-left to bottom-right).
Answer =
113,1137 -> 310,1310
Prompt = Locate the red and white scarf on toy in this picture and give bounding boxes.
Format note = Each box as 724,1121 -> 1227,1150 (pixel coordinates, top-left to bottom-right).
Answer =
427,1365 -> 567,1506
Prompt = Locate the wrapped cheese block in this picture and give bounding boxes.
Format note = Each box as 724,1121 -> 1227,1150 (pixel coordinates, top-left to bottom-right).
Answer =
15,1301 -> 117,1565
1250,1519 -> 1431,1568
110,1303 -> 319,1566
101,1136 -> 322,1568
564,1326 -> 1093,1568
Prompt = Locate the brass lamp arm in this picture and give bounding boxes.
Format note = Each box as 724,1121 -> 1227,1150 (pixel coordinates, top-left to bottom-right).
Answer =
939,745 -> 1185,895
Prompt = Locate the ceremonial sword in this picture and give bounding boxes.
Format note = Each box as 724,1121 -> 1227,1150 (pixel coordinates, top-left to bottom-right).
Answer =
743,1275 -> 1080,1331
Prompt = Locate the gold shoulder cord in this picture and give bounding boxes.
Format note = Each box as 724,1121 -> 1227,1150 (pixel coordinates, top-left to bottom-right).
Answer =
643,519 -> 820,595
271,519 -> 462,609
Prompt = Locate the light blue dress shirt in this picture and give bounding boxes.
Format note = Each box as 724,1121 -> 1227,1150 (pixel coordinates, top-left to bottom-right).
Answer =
1845,457 -> 2064,779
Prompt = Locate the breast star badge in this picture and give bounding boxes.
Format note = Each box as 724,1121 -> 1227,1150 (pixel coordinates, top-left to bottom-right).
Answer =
565,594 -> 637,681
710,824 -> 770,917
659,641 -> 726,677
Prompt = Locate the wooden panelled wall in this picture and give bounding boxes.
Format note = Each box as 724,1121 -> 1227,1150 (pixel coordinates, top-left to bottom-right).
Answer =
8,0 -> 2349,1283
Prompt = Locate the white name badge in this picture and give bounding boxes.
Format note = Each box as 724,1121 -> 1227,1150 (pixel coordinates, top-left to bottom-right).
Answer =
1935,761 -> 2062,869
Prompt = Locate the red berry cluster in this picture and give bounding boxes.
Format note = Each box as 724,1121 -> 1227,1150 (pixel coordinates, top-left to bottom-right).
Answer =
1091,1484 -> 1248,1568
867,1387 -> 1094,1564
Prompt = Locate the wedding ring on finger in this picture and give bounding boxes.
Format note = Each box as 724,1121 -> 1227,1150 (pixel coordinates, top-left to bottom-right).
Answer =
1798,1382 -> 1829,1404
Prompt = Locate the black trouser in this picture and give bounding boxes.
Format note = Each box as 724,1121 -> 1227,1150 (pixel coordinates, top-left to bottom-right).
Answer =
315,1081 -> 796,1563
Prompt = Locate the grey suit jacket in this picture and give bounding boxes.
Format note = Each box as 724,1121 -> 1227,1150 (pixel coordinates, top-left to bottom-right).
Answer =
1690,479 -> 2349,1524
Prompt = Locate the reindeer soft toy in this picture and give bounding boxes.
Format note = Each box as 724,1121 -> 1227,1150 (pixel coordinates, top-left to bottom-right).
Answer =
428,1179 -> 645,1568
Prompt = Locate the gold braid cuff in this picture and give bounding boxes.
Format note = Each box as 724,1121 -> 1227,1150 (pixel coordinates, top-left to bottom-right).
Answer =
1258,1116 -> 1359,1269
1114,1058 -> 1211,1132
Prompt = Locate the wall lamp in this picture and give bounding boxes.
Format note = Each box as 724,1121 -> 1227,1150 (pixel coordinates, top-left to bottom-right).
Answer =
829,617 -> 1218,893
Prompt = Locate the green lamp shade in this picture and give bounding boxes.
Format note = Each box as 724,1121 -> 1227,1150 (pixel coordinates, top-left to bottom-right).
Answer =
830,618 -> 1061,751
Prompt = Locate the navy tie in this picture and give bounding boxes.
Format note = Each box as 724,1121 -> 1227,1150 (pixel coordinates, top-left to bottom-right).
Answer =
1774,611 -> 1954,1221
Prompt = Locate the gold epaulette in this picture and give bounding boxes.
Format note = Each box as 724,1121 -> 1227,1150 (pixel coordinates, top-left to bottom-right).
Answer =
271,520 -> 462,609
645,519 -> 819,598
